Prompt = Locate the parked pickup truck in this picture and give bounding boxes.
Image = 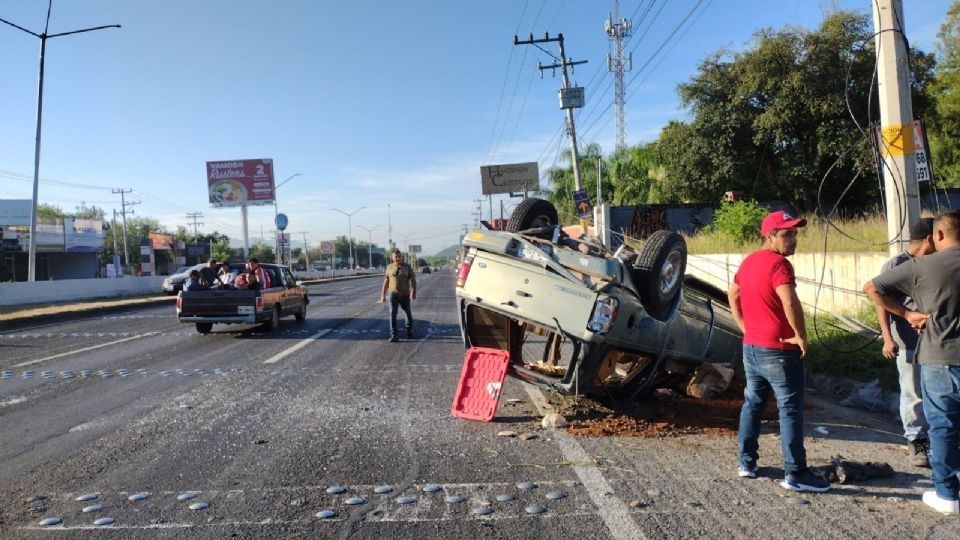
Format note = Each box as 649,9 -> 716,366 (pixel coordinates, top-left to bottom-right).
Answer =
177,264 -> 309,334
455,198 -> 743,400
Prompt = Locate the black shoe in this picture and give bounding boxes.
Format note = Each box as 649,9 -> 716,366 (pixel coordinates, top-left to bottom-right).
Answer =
406,329 -> 414,339
780,470 -> 831,493
388,335 -> 399,343
910,437 -> 931,468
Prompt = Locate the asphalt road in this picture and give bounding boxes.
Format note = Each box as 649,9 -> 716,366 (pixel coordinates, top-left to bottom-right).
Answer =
1,271 -> 960,539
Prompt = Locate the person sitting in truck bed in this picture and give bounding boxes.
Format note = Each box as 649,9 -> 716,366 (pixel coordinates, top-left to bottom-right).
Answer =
217,262 -> 237,289
247,258 -> 271,288
184,269 -> 208,291
199,258 -> 220,288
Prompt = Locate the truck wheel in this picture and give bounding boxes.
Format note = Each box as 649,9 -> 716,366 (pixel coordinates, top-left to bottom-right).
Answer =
266,306 -> 281,332
294,299 -> 307,322
634,230 -> 686,312
506,198 -> 558,234
196,323 -> 213,334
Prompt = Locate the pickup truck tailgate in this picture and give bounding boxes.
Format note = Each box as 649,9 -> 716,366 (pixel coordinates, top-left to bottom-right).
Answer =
461,251 -> 596,334
178,290 -> 259,318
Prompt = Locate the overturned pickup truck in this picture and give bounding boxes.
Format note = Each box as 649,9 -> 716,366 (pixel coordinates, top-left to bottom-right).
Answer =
455,199 -> 742,400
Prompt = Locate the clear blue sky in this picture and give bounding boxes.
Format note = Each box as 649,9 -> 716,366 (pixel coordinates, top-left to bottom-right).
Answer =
0,0 -> 951,254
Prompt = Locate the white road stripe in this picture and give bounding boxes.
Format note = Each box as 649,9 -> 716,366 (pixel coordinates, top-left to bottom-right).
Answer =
12,335 -> 147,368
521,381 -> 648,540
263,329 -> 332,364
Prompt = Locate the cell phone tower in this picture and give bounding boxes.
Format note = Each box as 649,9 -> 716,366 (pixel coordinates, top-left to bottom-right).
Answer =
606,0 -> 633,152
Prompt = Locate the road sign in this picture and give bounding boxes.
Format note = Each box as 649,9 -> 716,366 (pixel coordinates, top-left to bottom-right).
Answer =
320,241 -> 334,254
573,189 -> 592,219
275,213 -> 288,231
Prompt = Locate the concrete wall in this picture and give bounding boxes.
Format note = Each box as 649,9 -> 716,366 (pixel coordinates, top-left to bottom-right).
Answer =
686,252 -> 890,315
0,276 -> 165,306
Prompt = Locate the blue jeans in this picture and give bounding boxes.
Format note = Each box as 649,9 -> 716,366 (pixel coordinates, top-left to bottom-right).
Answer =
738,344 -> 807,474
897,349 -> 927,441
920,365 -> 960,501
388,292 -> 413,337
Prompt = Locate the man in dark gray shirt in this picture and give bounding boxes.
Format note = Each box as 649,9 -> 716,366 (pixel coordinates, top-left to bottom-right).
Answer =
864,211 -> 960,515
876,218 -> 934,467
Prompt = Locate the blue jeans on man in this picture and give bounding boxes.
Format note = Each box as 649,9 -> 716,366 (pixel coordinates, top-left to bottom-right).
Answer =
897,349 -> 928,441
388,292 -> 413,338
738,344 -> 807,474
920,365 -> 960,501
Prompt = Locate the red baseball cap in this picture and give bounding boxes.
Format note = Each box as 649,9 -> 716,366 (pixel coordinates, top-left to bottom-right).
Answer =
760,210 -> 807,237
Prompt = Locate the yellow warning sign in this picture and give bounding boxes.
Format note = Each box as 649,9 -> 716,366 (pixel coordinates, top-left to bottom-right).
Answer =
879,124 -> 916,157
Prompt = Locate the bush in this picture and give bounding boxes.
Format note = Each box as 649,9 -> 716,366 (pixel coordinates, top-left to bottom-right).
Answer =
711,200 -> 768,245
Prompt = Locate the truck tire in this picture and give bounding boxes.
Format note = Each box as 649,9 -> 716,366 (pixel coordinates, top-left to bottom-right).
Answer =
295,299 -> 307,322
196,323 -> 213,334
506,198 -> 558,234
634,230 -> 687,312
265,306 -> 281,332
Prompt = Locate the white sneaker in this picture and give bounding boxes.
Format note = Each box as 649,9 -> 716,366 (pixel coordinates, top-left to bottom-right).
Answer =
922,490 -> 960,514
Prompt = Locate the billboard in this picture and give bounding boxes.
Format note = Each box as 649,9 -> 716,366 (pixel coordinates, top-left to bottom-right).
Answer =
65,219 -> 104,253
480,162 -> 539,195
149,232 -> 176,251
206,159 -> 275,207
0,200 -> 31,226
408,244 -> 422,253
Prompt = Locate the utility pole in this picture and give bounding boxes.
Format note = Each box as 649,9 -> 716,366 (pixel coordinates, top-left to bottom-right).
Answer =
472,199 -> 483,228
186,212 -> 203,239
1,4 -> 120,281
872,0 -> 919,257
515,32 -> 588,229
111,209 -> 121,277
112,188 -> 138,272
300,231 -> 310,268
606,1 -> 633,152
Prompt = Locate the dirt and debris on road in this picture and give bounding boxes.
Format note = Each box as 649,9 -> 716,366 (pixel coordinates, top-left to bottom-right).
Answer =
554,381 -> 780,438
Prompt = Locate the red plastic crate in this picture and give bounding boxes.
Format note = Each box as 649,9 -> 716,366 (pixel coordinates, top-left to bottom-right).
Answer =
451,347 -> 511,422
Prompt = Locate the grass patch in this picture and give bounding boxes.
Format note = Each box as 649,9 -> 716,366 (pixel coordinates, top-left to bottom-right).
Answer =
685,214 -> 890,254
804,305 -> 898,390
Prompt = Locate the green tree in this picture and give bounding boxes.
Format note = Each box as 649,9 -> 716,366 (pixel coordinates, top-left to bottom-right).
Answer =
248,241 -> 275,262
660,10 -> 936,211
544,142 -> 608,224
36,203 -> 65,219
930,1 -> 960,186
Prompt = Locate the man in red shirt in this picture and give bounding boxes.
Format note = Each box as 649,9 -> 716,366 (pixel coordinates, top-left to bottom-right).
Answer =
727,210 -> 830,493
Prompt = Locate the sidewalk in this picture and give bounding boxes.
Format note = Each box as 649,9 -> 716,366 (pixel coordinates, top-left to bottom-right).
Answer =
0,273 -> 379,325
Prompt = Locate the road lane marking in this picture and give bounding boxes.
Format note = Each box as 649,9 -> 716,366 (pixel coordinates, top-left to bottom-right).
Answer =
263,328 -> 332,364
12,335 -> 147,368
520,381 -> 648,540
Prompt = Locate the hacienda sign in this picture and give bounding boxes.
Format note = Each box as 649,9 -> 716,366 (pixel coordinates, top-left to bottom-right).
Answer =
480,162 -> 539,195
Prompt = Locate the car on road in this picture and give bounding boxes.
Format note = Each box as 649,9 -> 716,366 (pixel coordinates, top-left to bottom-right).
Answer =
455,198 -> 743,400
176,264 -> 309,333
162,264 -> 204,294
419,266 -> 432,274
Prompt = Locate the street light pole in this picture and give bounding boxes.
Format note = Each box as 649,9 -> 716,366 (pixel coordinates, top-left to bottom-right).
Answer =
332,207 -> 365,269
357,224 -> 382,269
1,2 -> 120,281
273,172 -> 301,265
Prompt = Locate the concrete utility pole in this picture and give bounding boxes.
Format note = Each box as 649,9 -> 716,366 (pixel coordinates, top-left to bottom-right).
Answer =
0,3 -> 120,281
606,1 -> 633,152
515,32 -> 588,228
186,212 -> 203,239
872,0 -> 919,257
111,209 -> 121,277
300,231 -> 310,268
113,188 -> 138,271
